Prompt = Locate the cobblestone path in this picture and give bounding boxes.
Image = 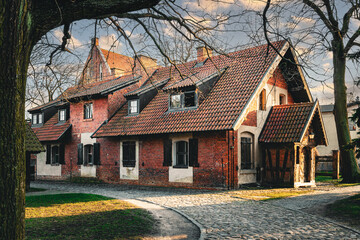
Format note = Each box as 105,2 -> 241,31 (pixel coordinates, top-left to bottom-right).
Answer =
31,182 -> 360,239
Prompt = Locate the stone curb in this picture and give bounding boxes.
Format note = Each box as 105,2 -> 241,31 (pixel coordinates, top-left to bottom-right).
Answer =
136,198 -> 206,240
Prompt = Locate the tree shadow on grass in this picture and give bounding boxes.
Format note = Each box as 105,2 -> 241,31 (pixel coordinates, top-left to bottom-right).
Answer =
26,208 -> 156,240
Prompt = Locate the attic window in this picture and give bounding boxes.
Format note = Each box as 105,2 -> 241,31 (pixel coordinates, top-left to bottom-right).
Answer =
259,89 -> 266,111
128,100 -> 139,115
279,94 -> 286,105
170,91 -> 197,110
32,113 -> 43,125
170,94 -> 182,109
59,109 -> 66,122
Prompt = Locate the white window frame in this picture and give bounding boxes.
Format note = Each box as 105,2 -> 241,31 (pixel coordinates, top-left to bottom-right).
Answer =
59,109 -> 66,122
169,90 -> 197,110
128,100 -> 139,115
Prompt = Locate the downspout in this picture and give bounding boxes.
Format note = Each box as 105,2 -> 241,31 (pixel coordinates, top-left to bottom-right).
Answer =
227,130 -> 236,189
227,131 -> 230,190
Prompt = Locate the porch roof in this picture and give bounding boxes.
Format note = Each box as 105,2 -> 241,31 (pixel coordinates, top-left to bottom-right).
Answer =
259,101 -> 327,145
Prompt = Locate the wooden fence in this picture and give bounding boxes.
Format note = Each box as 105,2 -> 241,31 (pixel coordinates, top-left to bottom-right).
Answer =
315,150 -> 340,179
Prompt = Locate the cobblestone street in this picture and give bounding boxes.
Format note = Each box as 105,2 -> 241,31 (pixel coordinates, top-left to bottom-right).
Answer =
31,182 -> 360,239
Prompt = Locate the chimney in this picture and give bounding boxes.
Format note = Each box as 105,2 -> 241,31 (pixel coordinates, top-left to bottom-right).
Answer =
197,46 -> 212,62
92,37 -> 99,46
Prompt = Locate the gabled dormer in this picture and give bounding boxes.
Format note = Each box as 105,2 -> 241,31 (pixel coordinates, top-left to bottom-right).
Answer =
163,68 -> 226,112
124,78 -> 169,115
31,111 -> 44,127
57,103 -> 70,124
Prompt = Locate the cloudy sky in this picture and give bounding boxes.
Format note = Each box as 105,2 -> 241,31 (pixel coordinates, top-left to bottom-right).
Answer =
38,0 -> 360,105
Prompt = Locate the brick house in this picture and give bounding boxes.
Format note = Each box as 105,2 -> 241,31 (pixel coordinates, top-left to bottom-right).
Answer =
30,39 -> 327,188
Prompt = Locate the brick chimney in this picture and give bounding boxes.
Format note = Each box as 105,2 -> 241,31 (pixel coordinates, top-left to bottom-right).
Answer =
92,37 -> 99,46
197,46 -> 212,62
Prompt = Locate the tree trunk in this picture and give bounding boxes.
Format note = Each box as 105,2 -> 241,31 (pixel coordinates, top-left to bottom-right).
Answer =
332,38 -> 360,183
0,1 -> 35,239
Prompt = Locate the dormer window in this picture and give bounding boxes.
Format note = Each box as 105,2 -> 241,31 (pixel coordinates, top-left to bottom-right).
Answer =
170,91 -> 197,110
128,100 -> 139,115
170,94 -> 181,109
32,113 -> 43,125
59,109 -> 66,122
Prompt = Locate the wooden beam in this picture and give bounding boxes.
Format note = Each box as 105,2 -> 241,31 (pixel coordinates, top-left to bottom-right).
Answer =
276,149 -> 280,183
281,149 -> 289,182
267,148 -> 274,182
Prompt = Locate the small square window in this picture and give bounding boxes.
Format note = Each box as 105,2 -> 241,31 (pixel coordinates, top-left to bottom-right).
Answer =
84,103 -> 93,119
170,94 -> 181,109
128,100 -> 139,115
59,109 -> 66,122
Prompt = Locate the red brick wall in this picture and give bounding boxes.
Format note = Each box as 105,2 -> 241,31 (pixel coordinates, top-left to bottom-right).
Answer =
70,98 -> 109,134
267,68 -> 287,89
242,110 -> 257,127
90,131 -> 235,189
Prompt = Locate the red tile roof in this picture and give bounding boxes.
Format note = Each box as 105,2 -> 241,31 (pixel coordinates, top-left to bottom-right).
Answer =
101,49 -> 134,73
32,113 -> 71,142
93,40 -> 291,137
259,102 -> 316,143
28,73 -> 147,112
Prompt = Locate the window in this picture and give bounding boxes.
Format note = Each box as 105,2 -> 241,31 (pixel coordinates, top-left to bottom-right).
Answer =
241,135 -> 253,169
170,91 -> 197,110
184,91 -> 196,107
259,89 -> 266,110
84,103 -> 93,119
170,94 -> 181,109
32,113 -> 43,125
32,114 -> 38,125
59,109 -> 66,122
84,144 -> 93,165
279,94 -> 286,105
128,100 -> 139,115
122,141 -> 136,167
175,141 -> 188,167
51,145 -> 59,164
38,113 -> 43,124
99,64 -> 102,80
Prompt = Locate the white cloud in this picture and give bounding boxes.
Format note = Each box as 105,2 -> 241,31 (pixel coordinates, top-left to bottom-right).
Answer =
98,34 -> 123,53
53,29 -> 84,50
291,16 -> 315,24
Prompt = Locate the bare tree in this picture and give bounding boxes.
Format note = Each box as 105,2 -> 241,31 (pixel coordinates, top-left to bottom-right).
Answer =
0,0 -> 247,238
255,0 -> 360,182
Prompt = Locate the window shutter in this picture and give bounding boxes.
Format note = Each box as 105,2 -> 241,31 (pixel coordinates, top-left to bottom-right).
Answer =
59,144 -> 65,164
163,139 -> 172,166
93,142 -> 100,165
189,138 -> 199,167
77,143 -> 83,165
46,145 -> 51,164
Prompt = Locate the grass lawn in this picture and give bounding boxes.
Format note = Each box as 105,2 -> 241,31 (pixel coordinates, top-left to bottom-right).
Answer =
25,193 -> 156,240
326,193 -> 360,230
315,175 -> 360,187
230,188 -> 314,201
